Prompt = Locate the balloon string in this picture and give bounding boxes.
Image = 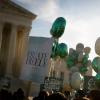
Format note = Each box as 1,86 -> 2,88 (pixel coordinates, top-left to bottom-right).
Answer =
49,58 -> 55,77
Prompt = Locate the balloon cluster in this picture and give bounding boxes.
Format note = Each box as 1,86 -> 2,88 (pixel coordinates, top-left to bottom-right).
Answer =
67,43 -> 91,74
92,37 -> 100,88
50,17 -> 92,90
50,17 -> 68,59
66,43 -> 91,90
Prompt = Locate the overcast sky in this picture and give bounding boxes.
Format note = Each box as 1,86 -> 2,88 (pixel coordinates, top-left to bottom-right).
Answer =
13,0 -> 100,60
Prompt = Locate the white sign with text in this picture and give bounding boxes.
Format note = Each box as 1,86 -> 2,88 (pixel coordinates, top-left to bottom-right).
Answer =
20,36 -> 53,83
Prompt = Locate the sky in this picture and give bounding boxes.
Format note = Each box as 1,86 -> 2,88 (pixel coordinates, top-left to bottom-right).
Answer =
13,0 -> 100,61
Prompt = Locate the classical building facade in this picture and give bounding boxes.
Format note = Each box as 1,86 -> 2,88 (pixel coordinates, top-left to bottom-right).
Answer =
0,0 -> 36,77
0,0 -> 36,94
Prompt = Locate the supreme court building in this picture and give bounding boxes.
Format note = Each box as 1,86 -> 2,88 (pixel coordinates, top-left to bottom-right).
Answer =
0,0 -> 36,94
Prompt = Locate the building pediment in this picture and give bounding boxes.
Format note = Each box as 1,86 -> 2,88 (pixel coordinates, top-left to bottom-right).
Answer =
0,0 -> 36,19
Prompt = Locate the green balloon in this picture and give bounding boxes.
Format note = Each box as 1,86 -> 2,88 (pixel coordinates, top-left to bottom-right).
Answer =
57,43 -> 68,58
66,50 -> 78,68
69,49 -> 78,61
79,67 -> 88,73
67,58 -> 74,68
95,73 -> 100,80
82,54 -> 89,65
50,17 -> 66,38
92,57 -> 100,73
51,41 -> 58,58
50,46 -> 57,58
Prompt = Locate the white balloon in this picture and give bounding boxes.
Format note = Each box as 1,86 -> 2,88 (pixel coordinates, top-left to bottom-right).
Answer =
70,72 -> 83,90
84,47 -> 91,54
95,37 -> 100,56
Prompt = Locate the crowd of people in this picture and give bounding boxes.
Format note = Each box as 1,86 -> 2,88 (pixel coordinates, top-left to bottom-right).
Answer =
0,88 -> 25,100
0,88 -> 100,100
33,89 -> 100,100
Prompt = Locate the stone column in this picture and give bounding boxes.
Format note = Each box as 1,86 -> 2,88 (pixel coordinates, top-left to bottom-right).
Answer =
0,22 -> 4,51
12,26 -> 31,77
0,22 -> 4,76
21,27 -> 31,61
19,27 -> 31,75
19,27 -> 32,98
6,24 -> 17,77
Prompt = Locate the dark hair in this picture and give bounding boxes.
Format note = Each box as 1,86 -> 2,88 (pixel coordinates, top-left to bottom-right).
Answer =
75,90 -> 85,98
87,90 -> 100,100
37,90 -> 49,100
48,92 -> 67,100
